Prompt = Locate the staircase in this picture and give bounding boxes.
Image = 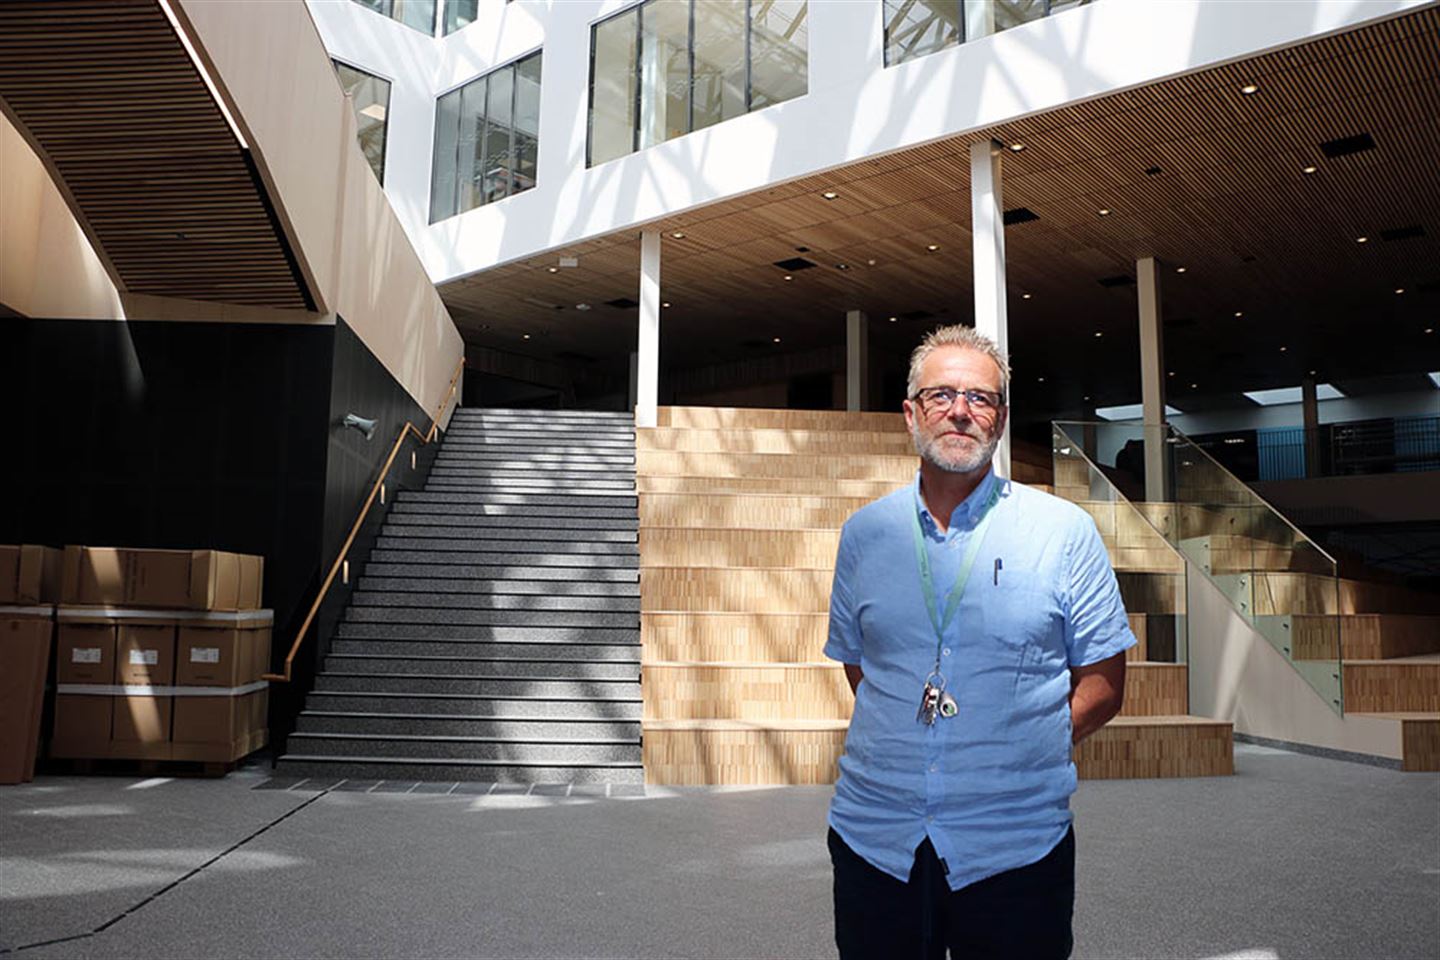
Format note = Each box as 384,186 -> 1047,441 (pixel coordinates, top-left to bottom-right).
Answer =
276,408 -> 644,784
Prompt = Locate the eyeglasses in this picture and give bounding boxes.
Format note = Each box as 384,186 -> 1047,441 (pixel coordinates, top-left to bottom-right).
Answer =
910,385 -> 1005,417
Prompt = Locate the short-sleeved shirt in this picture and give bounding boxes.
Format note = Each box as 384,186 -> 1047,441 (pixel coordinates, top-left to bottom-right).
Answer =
825,468 -> 1135,892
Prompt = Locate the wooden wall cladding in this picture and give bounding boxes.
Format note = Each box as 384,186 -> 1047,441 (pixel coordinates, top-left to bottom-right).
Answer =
637,450 -> 917,481
638,427 -> 915,456
1251,574 -> 1440,617
1074,717 -> 1235,779
639,528 -> 841,570
643,664 -> 853,721
1343,660 -> 1440,713
638,475 -> 908,497
657,407 -> 903,431
642,567 -> 833,614
1117,573 -> 1186,614
640,494 -> 868,532
643,722 -> 848,785
1120,663 -> 1188,717
1401,717 -> 1440,772
644,612 -> 830,663
1292,614 -> 1440,661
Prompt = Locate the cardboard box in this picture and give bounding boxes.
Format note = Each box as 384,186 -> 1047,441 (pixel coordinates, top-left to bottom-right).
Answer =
56,622 -> 116,684
61,547 -> 264,610
112,695 -> 172,760
117,623 -> 175,686
172,690 -> 259,762
0,617 -> 53,784
0,546 -> 62,605
52,694 -> 112,759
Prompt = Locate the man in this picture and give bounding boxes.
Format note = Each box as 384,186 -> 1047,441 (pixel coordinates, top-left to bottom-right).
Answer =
825,324 -> 1134,959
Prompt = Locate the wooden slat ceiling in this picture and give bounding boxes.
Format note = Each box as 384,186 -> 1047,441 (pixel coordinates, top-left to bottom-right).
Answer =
0,0 -> 311,310
441,6 -> 1440,416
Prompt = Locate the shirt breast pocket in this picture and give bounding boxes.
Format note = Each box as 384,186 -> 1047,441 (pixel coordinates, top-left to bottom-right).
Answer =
972,576 -> 1060,697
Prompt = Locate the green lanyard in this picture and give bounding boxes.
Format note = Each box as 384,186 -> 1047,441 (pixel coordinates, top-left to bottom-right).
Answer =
908,479 -> 1003,675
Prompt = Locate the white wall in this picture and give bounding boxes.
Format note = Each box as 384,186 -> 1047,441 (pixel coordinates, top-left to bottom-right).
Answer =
306,0 -> 1428,285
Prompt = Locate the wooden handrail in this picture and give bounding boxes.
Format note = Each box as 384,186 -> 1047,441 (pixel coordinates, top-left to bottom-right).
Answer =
264,355 -> 465,683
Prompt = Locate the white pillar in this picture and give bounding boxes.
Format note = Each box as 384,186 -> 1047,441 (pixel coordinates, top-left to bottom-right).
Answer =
1137,256 -> 1168,502
1301,376 -> 1320,478
970,139 -> 1010,480
636,231 -> 661,429
846,309 -> 868,412
965,0 -> 996,42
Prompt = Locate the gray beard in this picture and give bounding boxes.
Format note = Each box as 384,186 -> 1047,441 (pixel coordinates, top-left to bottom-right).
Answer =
913,427 -> 998,475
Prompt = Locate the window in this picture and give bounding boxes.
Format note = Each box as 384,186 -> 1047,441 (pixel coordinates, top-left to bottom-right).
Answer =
587,0 -> 809,166
442,0 -> 478,35
430,51 -> 543,222
884,0 -> 1093,67
333,61 -> 391,185
349,0 -> 437,35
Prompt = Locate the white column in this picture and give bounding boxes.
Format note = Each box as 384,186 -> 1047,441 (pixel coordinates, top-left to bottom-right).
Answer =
970,139 -> 1010,480
636,231 -> 661,429
1301,376 -> 1320,478
964,0 -> 996,42
846,309 -> 868,412
1137,256 -> 1168,502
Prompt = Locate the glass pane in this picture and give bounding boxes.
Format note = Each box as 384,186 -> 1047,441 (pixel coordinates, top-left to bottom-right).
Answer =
443,0 -> 478,35
481,66 -> 514,204
639,0 -> 690,149
392,0 -> 437,33
751,0 -> 807,110
590,9 -> 638,165
993,0 -> 1048,33
884,0 -> 960,66
429,87 -> 461,222
513,54 -> 542,195
334,62 -> 391,185
350,0 -> 390,15
691,0 -> 746,132
457,75 -> 487,213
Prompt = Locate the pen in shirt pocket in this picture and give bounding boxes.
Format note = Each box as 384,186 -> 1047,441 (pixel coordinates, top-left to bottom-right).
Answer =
994,558 -> 1002,585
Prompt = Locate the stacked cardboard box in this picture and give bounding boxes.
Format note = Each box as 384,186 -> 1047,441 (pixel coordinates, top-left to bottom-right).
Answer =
50,546 -> 272,764
0,545 -> 62,784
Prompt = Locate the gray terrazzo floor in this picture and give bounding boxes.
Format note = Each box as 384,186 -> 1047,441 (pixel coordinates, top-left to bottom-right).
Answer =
1,744 -> 1436,959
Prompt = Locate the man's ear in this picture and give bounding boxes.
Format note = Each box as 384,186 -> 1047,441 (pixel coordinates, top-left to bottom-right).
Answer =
902,399 -> 917,433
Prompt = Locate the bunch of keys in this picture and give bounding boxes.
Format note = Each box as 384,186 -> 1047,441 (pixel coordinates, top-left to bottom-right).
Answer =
916,673 -> 959,726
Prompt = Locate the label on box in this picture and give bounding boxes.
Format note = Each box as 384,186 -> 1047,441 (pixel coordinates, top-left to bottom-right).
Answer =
190,647 -> 221,664
72,647 -> 102,664
128,649 -> 159,666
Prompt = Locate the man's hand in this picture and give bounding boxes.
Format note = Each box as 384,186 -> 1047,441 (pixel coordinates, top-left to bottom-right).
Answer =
1069,651 -> 1126,744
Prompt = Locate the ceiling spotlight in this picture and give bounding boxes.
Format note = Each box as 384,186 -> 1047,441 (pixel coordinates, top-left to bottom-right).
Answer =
1426,328 -> 1434,334
1234,311 -> 1244,318
1037,376 -> 1046,382
1302,165 -> 1317,175
1240,83 -> 1259,95
772,337 -> 782,343
836,263 -> 850,271
547,267 -> 559,273
1356,236 -> 1368,243
1009,142 -> 1026,153
1094,332 -> 1103,338
575,303 -> 591,311
1279,346 -> 1287,352
821,190 -> 839,200
1168,371 -> 1175,377
783,275 -> 793,282
1175,266 -> 1187,274
866,259 -> 878,266
1083,395 -> 1091,401
522,334 -> 531,340
662,301 -> 671,308
888,316 -> 897,323
671,231 -> 685,239
1309,370 -> 1317,376
1191,382 -> 1199,388
926,244 -> 940,252
1021,293 -> 1032,300
1395,288 -> 1405,295
1098,208 -> 1111,217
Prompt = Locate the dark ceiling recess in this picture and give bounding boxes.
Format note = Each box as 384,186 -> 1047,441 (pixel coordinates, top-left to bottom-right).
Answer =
1097,275 -> 1136,288
1145,166 -> 1163,176
1380,224 -> 1425,242
773,257 -> 817,271
1167,317 -> 1198,329
741,338 -> 767,349
554,350 -> 598,363
1003,207 -> 1040,225
1417,279 -> 1440,295
1319,132 -> 1376,158
900,309 -> 933,321
604,297 -> 639,308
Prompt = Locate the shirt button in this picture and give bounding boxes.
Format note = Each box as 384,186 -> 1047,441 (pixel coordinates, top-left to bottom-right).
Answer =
930,764 -> 938,773
943,648 -> 951,657
926,815 -> 935,823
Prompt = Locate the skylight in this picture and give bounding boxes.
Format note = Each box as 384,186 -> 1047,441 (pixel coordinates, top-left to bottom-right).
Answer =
1243,384 -> 1344,406
1095,403 -> 1182,421
1428,372 -> 1440,388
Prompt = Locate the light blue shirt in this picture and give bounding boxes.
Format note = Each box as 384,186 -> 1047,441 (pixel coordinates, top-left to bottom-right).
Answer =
825,469 -> 1135,891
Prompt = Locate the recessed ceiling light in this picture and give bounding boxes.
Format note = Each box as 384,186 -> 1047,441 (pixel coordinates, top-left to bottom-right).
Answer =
1009,142 -> 1025,153
836,263 -> 849,271
547,267 -> 559,273
575,303 -> 591,311
662,301 -> 671,308
1168,371 -> 1175,377
1429,372 -> 1440,388
926,244 -> 940,252
522,334 -> 531,340
1302,165 -> 1317,175
1234,311 -> 1244,318
1175,266 -> 1187,274
1191,383 -> 1199,388
1426,328 -> 1434,334
1083,395 -> 1091,401
1356,236 -> 1368,243
1245,384 -> 1345,405
783,275 -> 793,281
1308,370 -> 1317,376
1037,376 -> 1045,382
888,316 -> 897,323
1098,208 -> 1111,217
866,258 -> 877,266
1279,346 -> 1287,352
772,337 -> 781,343
821,190 -> 839,200
1021,293 -> 1032,300
1240,83 -> 1259,95
671,231 -> 685,239
1395,288 -> 1405,294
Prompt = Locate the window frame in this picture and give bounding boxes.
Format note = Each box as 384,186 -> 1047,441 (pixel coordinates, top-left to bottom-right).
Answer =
332,57 -> 394,187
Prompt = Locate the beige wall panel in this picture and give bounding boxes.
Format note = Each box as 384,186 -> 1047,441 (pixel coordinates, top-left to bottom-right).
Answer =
639,528 -> 841,570
643,664 -> 853,720
643,612 -> 830,663
1074,717 -> 1234,779
1343,660 -> 1440,713
638,476 -> 907,498
638,427 -> 914,456
638,450 -> 916,481
642,568 -> 833,614
640,494 -> 867,532
658,406 -> 904,431
1120,663 -> 1188,717
0,114 -> 122,320
643,724 -> 847,785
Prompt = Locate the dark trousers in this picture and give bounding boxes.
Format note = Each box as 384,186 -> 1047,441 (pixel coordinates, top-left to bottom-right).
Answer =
829,827 -> 1075,960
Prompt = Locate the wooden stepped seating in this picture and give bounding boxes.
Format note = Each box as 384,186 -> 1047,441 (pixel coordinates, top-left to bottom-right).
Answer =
1343,656 -> 1440,713
1291,614 -> 1440,661
638,405 -> 1227,785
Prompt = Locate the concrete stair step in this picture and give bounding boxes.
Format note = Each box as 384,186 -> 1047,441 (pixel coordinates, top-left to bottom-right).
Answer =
322,654 -> 640,680
374,538 -> 639,555
356,576 -> 640,597
272,755 -> 644,784
430,462 -> 635,477
450,408 -> 633,421
284,732 -> 641,763
304,690 -> 643,719
383,513 -> 637,531
440,436 -> 636,450
342,606 -> 639,629
295,712 -> 643,739
314,673 -> 642,697
424,478 -> 636,493
330,638 -> 641,660
391,502 -> 637,519
348,592 -> 641,613
335,622 -> 641,643
362,562 -> 638,581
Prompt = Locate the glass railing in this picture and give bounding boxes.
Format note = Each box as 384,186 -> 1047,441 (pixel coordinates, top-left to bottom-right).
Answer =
1053,421 -> 1344,715
1052,424 -> 1188,677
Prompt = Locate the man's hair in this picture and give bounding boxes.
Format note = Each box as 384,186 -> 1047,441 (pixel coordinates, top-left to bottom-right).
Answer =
906,324 -> 1012,400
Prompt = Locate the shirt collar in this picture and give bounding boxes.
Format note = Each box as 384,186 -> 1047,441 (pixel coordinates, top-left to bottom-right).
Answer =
913,467 -> 1000,538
